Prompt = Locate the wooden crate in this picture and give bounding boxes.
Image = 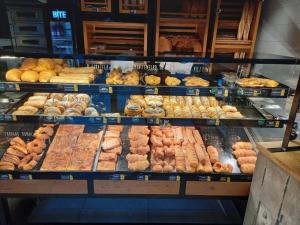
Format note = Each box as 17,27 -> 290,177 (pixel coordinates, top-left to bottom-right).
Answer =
83,21 -> 148,56
156,0 -> 211,57
81,0 -> 111,12
119,0 -> 148,14
210,0 -> 262,58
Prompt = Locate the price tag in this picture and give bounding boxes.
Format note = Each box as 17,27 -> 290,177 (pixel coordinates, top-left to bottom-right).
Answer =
160,119 -> 171,126
63,84 -> 78,92
107,117 -> 121,124
0,83 -> 5,91
19,174 -> 32,180
186,88 -> 200,96
61,175 -> 73,180
43,116 -> 54,123
280,89 -> 285,96
4,115 -> 13,121
102,116 -> 107,124
237,88 -> 244,96
215,119 -> 220,126
253,89 -> 261,97
146,118 -> 160,125
99,85 -> 111,94
275,121 -> 280,128
169,175 -> 180,181
223,89 -> 228,97
198,176 -> 208,181
131,117 -> 140,124
271,88 -> 285,97
0,174 -> 13,180
258,119 -> 265,126
110,174 -> 125,180
0,114 -> 4,121
6,83 -> 19,91
137,175 -> 148,181
145,87 -> 158,95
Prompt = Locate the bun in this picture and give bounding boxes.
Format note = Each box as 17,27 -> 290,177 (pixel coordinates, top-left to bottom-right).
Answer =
53,58 -> 64,65
44,106 -> 61,116
33,65 -> 47,72
21,70 -> 39,82
159,36 -> 172,52
20,58 -> 37,70
145,75 -> 161,86
142,107 -> 165,117
54,64 -> 63,73
39,70 -> 56,82
6,68 -> 22,81
38,58 -> 55,70
124,101 -> 143,116
85,107 -> 99,116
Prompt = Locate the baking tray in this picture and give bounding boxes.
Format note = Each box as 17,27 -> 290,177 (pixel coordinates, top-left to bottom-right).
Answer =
200,127 -> 252,174
0,123 -> 58,171
109,126 -> 251,174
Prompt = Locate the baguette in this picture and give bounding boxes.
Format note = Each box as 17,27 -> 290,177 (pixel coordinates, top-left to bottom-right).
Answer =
61,67 -> 96,74
50,76 -> 90,84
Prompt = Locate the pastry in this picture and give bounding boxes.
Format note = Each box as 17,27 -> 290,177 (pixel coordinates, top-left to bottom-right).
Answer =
206,146 -> 219,164
142,107 -> 165,117
183,76 -> 209,86
44,106 -> 62,116
50,76 -> 90,84
37,58 -> 55,70
145,75 -> 161,86
237,156 -> 257,166
6,68 -> 22,81
233,149 -> 256,158
61,67 -> 96,74
106,68 -> 123,85
237,77 -> 279,88
240,163 -> 255,174
124,101 -> 143,116
16,106 -> 38,114
159,36 -> 172,52
232,142 -> 253,150
39,70 -> 57,82
20,58 -> 37,70
21,70 -> 39,82
85,107 -> 99,116
23,100 -> 45,109
53,58 -> 64,65
165,76 -> 181,86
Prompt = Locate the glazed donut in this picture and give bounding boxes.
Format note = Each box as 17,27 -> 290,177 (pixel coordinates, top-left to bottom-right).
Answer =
27,139 -> 46,154
34,127 -> 54,140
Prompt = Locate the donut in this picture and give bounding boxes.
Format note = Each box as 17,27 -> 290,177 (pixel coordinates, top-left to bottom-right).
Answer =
34,127 -> 54,140
27,139 -> 46,154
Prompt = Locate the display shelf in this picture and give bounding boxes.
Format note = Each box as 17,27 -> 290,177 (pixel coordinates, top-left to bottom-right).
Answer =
0,82 -> 290,98
0,114 -> 286,128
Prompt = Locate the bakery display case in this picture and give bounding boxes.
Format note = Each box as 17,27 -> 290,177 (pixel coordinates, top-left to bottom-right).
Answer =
0,54 -> 298,200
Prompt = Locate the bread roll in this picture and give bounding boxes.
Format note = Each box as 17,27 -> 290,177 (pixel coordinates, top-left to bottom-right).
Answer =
24,100 -> 45,109
17,105 -> 38,114
38,58 -> 55,70
39,70 -> 57,82
61,67 -> 96,74
6,68 -> 22,81
21,70 -> 39,82
54,64 -> 63,73
20,58 -> 37,70
159,36 -> 172,52
53,58 -> 64,65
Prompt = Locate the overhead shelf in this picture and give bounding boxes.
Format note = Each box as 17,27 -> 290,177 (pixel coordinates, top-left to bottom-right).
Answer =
0,82 -> 290,98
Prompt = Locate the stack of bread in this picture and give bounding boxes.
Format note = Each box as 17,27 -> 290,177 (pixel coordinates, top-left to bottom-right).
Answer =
13,93 -> 98,116
150,126 -> 176,173
41,125 -> 103,171
124,95 -> 165,117
97,125 -> 124,171
232,141 -> 257,174
5,58 -> 97,84
126,126 -> 150,171
106,68 -> 140,85
0,124 -> 54,171
163,96 -> 243,119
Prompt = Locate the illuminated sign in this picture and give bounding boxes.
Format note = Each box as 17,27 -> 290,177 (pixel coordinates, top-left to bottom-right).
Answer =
52,10 -> 67,19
